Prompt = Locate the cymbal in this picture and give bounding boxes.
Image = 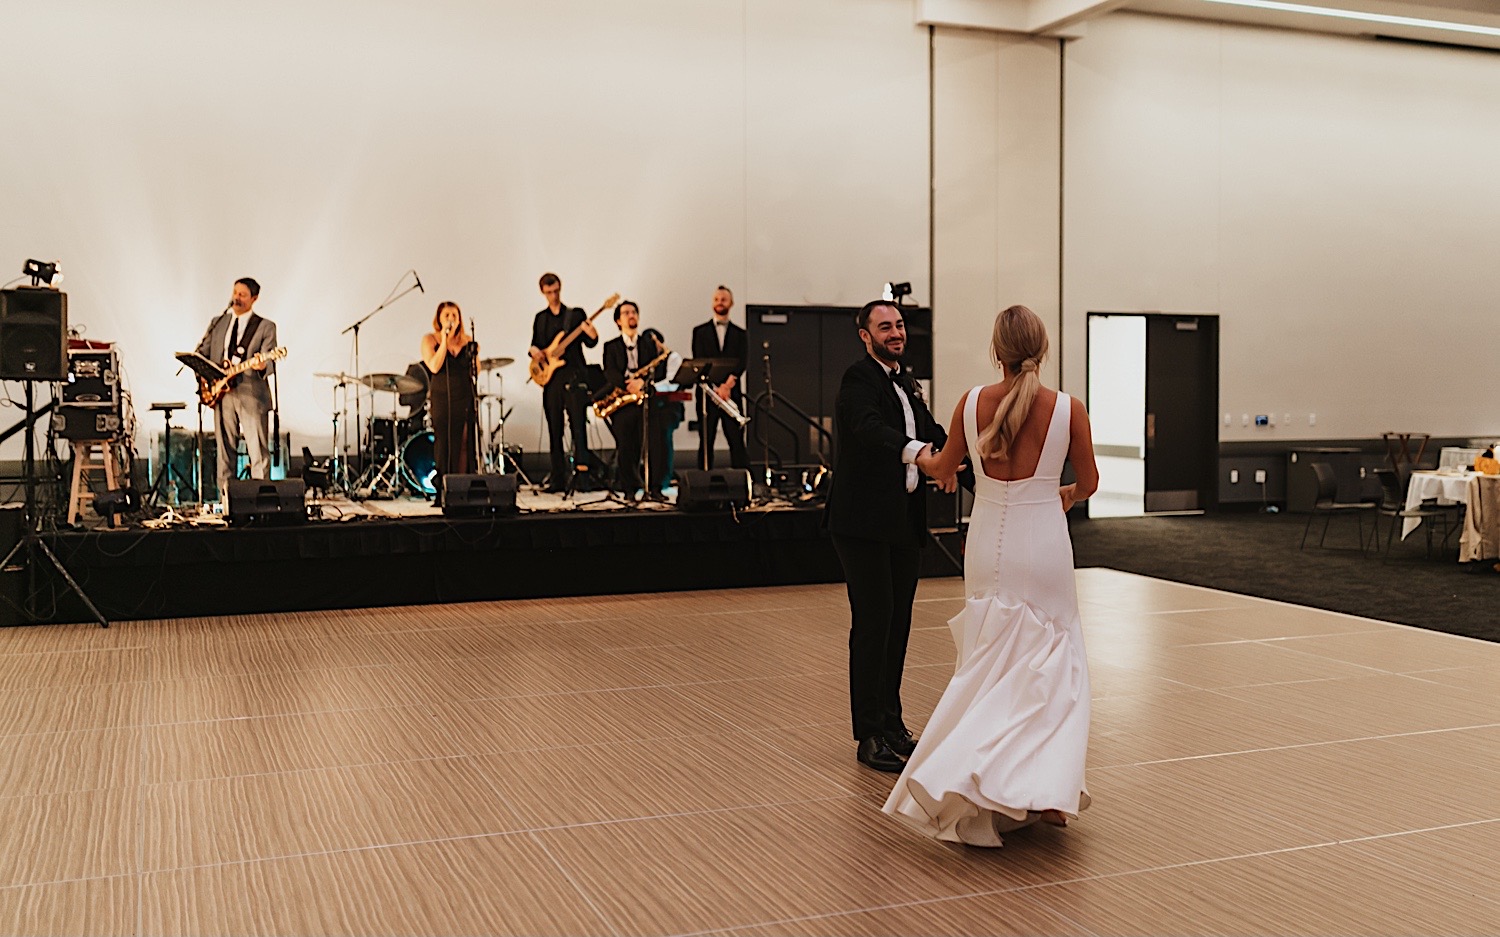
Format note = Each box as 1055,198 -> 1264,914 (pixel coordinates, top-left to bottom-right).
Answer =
479,356 -> 515,371
358,372 -> 424,394
313,371 -> 355,383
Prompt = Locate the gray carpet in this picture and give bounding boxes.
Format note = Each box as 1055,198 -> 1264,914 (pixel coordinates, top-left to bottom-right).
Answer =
1068,510 -> 1499,643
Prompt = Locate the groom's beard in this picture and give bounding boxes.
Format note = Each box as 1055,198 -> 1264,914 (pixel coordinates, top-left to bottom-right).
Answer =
871,340 -> 905,364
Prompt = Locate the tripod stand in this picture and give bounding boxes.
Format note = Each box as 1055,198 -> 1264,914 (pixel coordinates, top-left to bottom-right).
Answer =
0,382 -> 108,628
479,360 -> 533,486
145,402 -> 194,509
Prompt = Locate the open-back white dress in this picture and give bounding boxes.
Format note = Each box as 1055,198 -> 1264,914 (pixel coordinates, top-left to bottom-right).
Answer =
882,387 -> 1091,846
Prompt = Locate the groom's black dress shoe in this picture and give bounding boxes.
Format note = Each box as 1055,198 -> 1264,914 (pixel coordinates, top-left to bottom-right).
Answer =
885,728 -> 918,759
857,736 -> 905,773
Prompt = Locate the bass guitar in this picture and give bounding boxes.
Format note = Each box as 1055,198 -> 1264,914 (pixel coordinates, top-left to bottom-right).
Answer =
528,294 -> 620,386
198,347 -> 288,407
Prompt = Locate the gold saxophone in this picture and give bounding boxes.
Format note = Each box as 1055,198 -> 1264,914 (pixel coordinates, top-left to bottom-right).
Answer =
593,346 -> 672,420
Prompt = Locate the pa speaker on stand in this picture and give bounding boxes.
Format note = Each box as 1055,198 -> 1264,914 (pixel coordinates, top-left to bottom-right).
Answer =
0,288 -> 66,381
0,278 -> 108,627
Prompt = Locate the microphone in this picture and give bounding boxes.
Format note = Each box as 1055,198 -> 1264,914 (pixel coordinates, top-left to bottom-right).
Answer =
413,270 -> 425,293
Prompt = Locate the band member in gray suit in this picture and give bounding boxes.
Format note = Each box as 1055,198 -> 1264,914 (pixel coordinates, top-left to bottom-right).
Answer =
195,277 -> 277,496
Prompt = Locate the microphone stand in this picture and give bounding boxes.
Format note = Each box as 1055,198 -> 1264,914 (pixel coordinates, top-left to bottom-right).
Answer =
761,340 -> 774,488
470,318 -> 481,477
341,272 -> 422,498
270,366 -> 281,480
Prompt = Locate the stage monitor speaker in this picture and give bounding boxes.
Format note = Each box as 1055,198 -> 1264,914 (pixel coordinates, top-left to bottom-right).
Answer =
440,473 -> 518,516
0,288 -> 67,381
227,478 -> 307,526
677,468 -> 752,511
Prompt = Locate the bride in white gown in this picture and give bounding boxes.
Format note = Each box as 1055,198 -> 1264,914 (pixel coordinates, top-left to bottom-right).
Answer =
884,304 -> 1099,847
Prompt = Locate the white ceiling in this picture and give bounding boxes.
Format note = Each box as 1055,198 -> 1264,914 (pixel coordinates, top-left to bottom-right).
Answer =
914,0 -> 1500,51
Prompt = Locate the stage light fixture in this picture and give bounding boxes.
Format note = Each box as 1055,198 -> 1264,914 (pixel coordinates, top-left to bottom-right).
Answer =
22,259 -> 61,287
882,281 -> 912,304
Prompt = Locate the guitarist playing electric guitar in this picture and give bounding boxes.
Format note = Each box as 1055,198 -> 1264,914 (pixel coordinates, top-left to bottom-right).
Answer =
527,273 -> 615,493
194,277 -> 280,498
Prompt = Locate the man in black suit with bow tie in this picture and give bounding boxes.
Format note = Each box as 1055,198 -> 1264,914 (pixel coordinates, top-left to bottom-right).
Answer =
826,300 -> 958,773
690,285 -> 749,470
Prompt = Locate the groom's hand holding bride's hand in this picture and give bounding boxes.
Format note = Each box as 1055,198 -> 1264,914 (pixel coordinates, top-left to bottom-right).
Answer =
917,447 -> 958,494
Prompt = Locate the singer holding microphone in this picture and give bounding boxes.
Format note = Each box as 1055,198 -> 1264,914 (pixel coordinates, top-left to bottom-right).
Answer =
420,301 -> 478,491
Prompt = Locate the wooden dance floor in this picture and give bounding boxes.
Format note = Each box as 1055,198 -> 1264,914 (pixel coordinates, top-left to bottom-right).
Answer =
2,568 -> 1499,935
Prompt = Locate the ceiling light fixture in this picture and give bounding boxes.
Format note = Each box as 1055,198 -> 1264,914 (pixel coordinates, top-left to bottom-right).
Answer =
1200,0 -> 1500,38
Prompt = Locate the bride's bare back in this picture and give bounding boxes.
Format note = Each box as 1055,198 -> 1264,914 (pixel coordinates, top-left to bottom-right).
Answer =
970,383 -> 1059,481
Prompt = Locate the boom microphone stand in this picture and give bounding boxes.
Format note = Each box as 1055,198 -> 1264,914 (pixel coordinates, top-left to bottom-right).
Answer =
340,270 -> 423,498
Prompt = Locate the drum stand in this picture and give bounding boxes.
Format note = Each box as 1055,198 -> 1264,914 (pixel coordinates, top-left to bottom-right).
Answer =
487,404 -> 532,486
481,369 -> 533,486
353,391 -> 404,499
328,378 -> 352,493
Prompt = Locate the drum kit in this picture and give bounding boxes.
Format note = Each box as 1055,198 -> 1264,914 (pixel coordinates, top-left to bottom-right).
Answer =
313,355 -> 522,499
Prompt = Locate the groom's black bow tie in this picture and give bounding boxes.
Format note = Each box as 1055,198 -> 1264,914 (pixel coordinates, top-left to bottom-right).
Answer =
888,368 -> 924,403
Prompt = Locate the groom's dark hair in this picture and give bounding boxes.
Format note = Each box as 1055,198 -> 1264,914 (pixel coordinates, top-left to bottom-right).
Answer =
856,300 -> 897,331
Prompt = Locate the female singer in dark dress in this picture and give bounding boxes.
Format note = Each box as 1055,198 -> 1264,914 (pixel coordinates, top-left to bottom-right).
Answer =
420,301 -> 478,485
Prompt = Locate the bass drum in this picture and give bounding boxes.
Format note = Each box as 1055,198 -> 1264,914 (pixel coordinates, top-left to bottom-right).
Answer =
400,430 -> 438,496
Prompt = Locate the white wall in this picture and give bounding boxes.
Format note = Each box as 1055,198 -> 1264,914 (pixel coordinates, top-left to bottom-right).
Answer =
932,28 -> 1061,425
1063,12 -> 1500,442
0,0 -> 928,460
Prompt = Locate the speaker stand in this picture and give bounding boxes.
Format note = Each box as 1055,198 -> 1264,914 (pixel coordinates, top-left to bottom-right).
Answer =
0,383 -> 108,628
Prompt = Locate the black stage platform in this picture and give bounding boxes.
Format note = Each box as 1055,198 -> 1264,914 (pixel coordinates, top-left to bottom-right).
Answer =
11,506 -> 961,625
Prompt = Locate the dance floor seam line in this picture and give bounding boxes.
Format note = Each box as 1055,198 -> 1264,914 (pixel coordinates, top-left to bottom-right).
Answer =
2,794 -> 868,888
1166,629 -> 1395,648
1111,720 -> 1500,769
524,831 -> 623,937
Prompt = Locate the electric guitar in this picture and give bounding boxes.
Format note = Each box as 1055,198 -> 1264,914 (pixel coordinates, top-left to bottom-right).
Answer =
198,347 -> 288,407
528,294 -> 620,386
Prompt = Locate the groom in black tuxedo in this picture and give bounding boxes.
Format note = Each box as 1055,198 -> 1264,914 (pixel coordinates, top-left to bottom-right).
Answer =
826,300 -> 957,772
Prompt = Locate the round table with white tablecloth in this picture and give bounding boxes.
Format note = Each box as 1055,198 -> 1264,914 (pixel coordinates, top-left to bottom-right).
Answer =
1403,470 -> 1500,561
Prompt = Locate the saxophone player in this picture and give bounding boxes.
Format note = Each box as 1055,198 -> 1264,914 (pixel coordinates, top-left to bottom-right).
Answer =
600,300 -> 669,496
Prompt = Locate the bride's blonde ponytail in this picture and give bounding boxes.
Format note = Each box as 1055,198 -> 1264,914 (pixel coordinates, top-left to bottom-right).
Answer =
976,305 -> 1049,462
